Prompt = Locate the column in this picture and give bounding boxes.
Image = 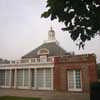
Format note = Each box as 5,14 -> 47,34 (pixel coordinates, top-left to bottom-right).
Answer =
14,69 -> 17,88
5,70 -> 6,88
23,69 -> 24,87
9,69 -> 12,88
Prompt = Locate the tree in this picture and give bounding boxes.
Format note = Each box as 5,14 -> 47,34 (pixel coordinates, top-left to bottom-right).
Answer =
41,0 -> 100,49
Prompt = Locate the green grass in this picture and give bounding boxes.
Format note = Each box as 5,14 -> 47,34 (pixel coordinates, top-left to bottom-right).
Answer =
0,96 -> 41,100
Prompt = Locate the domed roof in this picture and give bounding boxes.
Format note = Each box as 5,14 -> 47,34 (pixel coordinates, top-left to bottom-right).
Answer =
22,27 -> 71,59
22,42 -> 71,59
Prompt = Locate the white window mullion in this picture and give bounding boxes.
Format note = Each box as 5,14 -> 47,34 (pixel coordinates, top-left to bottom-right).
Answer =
34,68 -> 37,89
23,69 -> 24,87
14,69 -> 17,88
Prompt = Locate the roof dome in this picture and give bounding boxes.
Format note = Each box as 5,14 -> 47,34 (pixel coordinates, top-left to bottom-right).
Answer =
22,42 -> 70,59
21,27 -> 71,59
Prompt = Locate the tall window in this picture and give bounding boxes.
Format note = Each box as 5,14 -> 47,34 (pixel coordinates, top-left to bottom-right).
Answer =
0,70 -> 5,86
37,69 -> 44,88
24,69 -> 29,86
17,69 -> 29,87
45,68 -> 52,88
36,68 -> 52,89
17,70 -> 23,86
67,70 -> 82,91
5,70 -> 10,86
0,70 -> 10,87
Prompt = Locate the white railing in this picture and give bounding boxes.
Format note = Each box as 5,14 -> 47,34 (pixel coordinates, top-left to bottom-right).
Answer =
9,57 -> 54,64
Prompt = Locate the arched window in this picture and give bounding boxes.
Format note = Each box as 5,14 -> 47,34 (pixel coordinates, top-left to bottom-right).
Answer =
37,48 -> 49,55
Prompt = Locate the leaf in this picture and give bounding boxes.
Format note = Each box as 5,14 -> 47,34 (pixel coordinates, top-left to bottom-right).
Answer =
41,11 -> 50,18
42,0 -> 100,49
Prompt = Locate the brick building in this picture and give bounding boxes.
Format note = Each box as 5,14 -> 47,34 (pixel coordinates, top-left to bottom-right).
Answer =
0,27 -> 97,93
54,54 -> 97,93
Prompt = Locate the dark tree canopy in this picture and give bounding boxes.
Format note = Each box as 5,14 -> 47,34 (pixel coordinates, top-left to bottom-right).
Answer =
41,0 -> 100,49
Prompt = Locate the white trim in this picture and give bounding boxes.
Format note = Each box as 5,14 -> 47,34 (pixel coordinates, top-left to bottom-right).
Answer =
68,88 -> 82,91
0,64 -> 54,70
0,57 -> 54,65
9,69 -> 12,88
0,86 -> 11,88
33,87 -> 53,90
14,69 -> 17,88
17,86 -> 29,89
23,69 -> 24,87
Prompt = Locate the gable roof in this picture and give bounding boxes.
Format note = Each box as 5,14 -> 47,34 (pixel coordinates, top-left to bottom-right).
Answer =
22,42 -> 70,59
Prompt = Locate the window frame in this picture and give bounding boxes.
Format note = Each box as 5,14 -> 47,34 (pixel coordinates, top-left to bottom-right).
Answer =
67,70 -> 82,91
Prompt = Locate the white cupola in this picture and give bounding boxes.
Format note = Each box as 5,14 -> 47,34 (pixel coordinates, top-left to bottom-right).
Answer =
44,27 -> 59,44
48,27 -> 56,41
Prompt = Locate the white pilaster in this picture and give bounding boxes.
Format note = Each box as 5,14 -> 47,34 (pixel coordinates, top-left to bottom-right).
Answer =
23,69 -> 24,87
14,69 -> 17,88
9,69 -> 12,88
5,70 -> 6,88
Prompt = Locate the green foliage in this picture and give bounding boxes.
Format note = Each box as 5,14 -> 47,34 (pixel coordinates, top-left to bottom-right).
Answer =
0,96 -> 40,100
42,0 -> 100,49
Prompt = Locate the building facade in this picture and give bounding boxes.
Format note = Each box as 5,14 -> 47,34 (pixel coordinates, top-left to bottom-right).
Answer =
0,28 -> 97,93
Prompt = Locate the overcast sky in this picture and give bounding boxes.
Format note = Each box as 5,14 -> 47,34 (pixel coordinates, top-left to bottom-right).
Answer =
0,0 -> 100,63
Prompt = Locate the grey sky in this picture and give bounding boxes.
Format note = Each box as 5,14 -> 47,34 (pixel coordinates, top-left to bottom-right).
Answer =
0,0 -> 100,62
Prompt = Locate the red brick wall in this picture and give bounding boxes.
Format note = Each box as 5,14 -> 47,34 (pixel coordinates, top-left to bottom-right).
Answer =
53,54 -> 97,93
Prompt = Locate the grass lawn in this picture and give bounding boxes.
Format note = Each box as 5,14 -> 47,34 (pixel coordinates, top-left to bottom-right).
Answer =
0,96 -> 41,100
